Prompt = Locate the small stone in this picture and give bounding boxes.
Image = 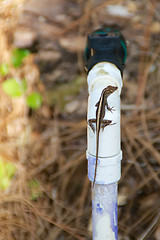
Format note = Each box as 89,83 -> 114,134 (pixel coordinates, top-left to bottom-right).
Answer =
59,35 -> 86,53
106,5 -> 133,18
54,14 -> 71,26
151,22 -> 160,33
13,28 -> 37,48
35,50 -> 61,62
65,100 -> 80,113
118,186 -> 130,206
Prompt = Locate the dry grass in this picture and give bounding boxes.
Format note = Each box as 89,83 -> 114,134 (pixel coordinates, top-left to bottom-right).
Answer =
0,0 -> 160,239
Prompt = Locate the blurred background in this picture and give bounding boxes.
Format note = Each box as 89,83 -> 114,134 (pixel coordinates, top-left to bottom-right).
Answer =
0,0 -> 160,239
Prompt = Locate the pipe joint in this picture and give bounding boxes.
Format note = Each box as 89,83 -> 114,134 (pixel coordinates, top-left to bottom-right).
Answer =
87,151 -> 122,185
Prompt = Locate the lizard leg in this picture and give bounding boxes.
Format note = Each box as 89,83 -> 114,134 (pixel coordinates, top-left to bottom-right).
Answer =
101,120 -> 114,131
106,101 -> 115,113
88,119 -> 96,133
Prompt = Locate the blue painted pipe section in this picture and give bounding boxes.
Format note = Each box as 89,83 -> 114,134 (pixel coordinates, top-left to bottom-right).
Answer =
92,183 -> 118,240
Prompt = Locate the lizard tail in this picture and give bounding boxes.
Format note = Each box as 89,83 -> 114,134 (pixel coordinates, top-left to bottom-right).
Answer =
93,135 -> 99,187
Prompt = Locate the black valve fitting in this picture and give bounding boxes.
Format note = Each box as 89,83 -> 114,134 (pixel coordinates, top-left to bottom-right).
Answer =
85,27 -> 127,75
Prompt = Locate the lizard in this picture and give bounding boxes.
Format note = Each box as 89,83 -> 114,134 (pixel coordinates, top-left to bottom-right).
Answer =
88,85 -> 118,187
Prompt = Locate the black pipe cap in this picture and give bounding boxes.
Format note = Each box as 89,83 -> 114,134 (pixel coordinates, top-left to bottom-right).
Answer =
85,27 -> 127,75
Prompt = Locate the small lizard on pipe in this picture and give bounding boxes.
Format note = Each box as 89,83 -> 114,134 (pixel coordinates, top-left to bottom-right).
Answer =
88,85 -> 118,187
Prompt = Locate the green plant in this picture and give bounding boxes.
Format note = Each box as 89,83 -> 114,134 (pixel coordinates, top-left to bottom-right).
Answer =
0,63 -> 9,76
2,78 -> 27,97
2,77 -> 43,109
26,92 -> 43,109
1,48 -> 43,110
11,48 -> 30,68
0,158 -> 16,190
28,179 -> 42,200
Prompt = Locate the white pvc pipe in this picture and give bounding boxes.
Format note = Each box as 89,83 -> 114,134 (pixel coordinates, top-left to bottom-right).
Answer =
92,183 -> 118,240
86,62 -> 123,240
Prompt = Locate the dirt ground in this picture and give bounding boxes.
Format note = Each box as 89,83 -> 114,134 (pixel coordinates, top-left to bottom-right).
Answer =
0,0 -> 160,239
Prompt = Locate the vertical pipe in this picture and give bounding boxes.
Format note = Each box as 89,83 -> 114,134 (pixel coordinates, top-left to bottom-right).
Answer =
92,183 -> 118,240
85,28 -> 127,240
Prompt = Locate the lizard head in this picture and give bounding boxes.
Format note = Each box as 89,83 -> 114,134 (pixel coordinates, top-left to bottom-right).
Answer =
103,85 -> 118,95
